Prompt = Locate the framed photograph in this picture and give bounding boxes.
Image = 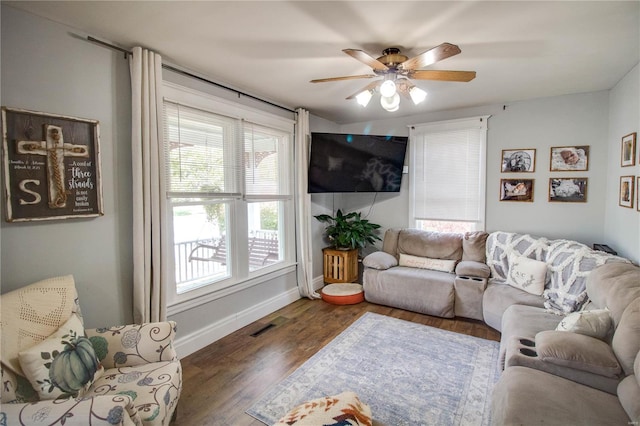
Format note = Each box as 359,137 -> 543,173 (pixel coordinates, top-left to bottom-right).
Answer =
550,145 -> 589,171
549,178 -> 588,203
2,107 -> 103,222
637,177 -> 640,212
621,132 -> 636,167
501,149 -> 536,172
619,176 -> 634,209
500,179 -> 534,202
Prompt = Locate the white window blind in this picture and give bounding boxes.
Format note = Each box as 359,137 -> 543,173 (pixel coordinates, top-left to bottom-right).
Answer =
244,122 -> 290,199
164,101 -> 241,197
410,116 -> 488,226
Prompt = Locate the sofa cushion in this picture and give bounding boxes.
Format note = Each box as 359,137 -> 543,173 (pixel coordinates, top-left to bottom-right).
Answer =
363,251 -> 398,270
506,254 -> 547,295
535,330 -> 622,378
618,369 -> 640,423
587,262 -> 640,326
555,308 -> 612,340
492,366 -> 630,426
455,261 -> 490,279
483,281 -> 545,331
398,253 -> 456,273
462,231 -> 488,262
1,275 -> 79,376
612,297 -> 640,376
19,314 -> 103,400
397,229 -> 462,260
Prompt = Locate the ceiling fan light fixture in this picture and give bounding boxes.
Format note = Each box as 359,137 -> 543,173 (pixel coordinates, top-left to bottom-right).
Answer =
380,93 -> 400,112
355,90 -> 373,107
379,79 -> 397,98
409,86 -> 427,105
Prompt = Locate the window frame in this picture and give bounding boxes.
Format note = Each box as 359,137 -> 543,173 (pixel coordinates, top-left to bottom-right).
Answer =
163,82 -> 296,313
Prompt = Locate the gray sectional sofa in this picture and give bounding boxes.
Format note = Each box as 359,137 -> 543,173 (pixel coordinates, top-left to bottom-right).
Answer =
362,228 -> 639,424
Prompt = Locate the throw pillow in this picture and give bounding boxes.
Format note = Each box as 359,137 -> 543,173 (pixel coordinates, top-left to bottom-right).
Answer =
535,330 -> 621,378
556,308 -> 613,340
506,254 -> 547,295
274,391 -> 372,426
362,251 -> 398,270
398,253 -> 457,273
19,314 -> 103,400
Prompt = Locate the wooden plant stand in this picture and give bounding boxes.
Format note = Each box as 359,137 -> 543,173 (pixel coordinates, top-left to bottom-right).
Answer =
322,247 -> 358,283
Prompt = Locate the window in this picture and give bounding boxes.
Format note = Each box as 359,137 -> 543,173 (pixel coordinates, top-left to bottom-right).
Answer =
163,84 -> 294,306
409,116 -> 489,232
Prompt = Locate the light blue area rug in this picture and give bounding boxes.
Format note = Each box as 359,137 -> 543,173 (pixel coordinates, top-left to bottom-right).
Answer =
247,312 -> 501,426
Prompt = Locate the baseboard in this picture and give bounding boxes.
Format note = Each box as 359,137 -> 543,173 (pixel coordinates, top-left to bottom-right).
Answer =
174,287 -> 301,358
313,275 -> 325,291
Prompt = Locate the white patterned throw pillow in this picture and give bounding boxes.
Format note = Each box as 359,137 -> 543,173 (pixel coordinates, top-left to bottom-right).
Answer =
506,253 -> 547,295
18,314 -> 103,400
556,308 -> 613,340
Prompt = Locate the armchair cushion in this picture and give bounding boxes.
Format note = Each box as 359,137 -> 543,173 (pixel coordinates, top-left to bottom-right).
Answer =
1,275 -> 79,376
19,314 -> 103,400
535,330 -> 622,378
0,394 -> 143,426
362,251 -> 398,270
86,322 -> 178,369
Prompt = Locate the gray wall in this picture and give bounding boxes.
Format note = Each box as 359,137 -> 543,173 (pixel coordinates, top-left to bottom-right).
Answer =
327,87 -> 639,265
605,64 -> 640,262
1,6 -> 133,328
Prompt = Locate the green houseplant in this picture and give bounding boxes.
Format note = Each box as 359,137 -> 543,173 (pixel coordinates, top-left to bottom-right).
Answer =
314,209 -> 381,250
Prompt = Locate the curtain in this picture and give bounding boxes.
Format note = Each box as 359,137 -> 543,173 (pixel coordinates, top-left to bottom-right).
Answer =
130,47 -> 167,323
294,108 -> 320,299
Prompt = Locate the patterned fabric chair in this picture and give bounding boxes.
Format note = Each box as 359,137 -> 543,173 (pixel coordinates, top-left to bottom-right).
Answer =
0,275 -> 182,426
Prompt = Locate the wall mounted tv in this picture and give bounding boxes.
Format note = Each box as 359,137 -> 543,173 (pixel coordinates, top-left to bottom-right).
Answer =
308,132 -> 408,193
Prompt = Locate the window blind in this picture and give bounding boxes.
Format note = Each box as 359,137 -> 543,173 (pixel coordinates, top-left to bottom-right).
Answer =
410,117 -> 488,223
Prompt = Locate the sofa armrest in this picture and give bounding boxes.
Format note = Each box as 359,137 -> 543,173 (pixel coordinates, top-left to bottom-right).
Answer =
535,330 -> 622,378
86,321 -> 178,369
0,395 -> 142,426
455,260 -> 490,279
362,251 -> 398,270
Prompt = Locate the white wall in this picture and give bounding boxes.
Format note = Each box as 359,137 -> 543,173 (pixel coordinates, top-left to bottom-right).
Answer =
605,64 -> 640,263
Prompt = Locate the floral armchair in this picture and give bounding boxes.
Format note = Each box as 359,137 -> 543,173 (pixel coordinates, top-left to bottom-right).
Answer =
0,275 -> 182,426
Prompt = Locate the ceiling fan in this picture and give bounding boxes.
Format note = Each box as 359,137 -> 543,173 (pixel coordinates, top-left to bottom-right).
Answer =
310,43 -> 476,111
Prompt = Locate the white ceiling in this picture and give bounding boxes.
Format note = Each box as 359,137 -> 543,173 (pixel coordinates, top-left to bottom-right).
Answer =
6,1 -> 640,124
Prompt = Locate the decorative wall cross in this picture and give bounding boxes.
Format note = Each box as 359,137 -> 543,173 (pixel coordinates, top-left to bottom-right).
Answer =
17,124 -> 89,209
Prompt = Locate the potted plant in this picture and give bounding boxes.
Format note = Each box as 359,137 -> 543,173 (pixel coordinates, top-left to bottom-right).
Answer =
314,209 -> 381,250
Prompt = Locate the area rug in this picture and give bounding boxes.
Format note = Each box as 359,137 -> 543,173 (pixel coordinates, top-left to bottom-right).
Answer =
246,312 -> 501,426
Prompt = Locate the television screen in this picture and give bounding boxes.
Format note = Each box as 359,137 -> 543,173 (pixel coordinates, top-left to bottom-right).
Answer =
308,132 -> 408,193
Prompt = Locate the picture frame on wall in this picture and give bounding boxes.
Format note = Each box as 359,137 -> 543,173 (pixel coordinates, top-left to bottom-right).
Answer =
621,132 -> 636,167
637,177 -> 640,212
500,178 -> 534,202
501,149 -> 536,172
2,107 -> 103,222
548,178 -> 588,203
619,176 -> 634,209
549,145 -> 589,171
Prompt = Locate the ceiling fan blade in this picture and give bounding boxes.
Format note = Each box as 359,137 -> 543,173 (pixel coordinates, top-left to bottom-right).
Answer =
408,70 -> 476,82
396,79 -> 415,100
343,49 -> 389,71
399,42 -> 461,70
346,80 -> 382,99
310,74 -> 377,83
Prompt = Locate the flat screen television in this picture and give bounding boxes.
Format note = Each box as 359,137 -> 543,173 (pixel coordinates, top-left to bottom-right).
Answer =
308,132 -> 408,193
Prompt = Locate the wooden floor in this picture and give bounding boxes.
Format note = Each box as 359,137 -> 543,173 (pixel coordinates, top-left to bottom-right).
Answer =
175,298 -> 501,426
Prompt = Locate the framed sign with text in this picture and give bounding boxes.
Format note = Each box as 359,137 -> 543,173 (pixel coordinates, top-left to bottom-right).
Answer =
2,107 -> 103,222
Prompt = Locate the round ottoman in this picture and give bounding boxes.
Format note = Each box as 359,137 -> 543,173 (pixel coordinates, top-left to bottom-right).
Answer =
321,283 -> 364,305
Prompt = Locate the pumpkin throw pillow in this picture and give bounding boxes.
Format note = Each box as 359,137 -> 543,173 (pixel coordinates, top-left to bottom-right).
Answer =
18,314 -> 103,400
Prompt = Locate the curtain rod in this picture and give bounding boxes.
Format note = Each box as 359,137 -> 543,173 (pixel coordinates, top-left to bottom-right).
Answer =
86,36 -> 297,114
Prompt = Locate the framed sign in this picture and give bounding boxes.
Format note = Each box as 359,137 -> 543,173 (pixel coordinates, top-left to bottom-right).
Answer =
2,107 -> 103,222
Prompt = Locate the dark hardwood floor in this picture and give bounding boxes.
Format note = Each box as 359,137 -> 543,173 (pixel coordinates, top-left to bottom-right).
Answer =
175,298 -> 501,425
